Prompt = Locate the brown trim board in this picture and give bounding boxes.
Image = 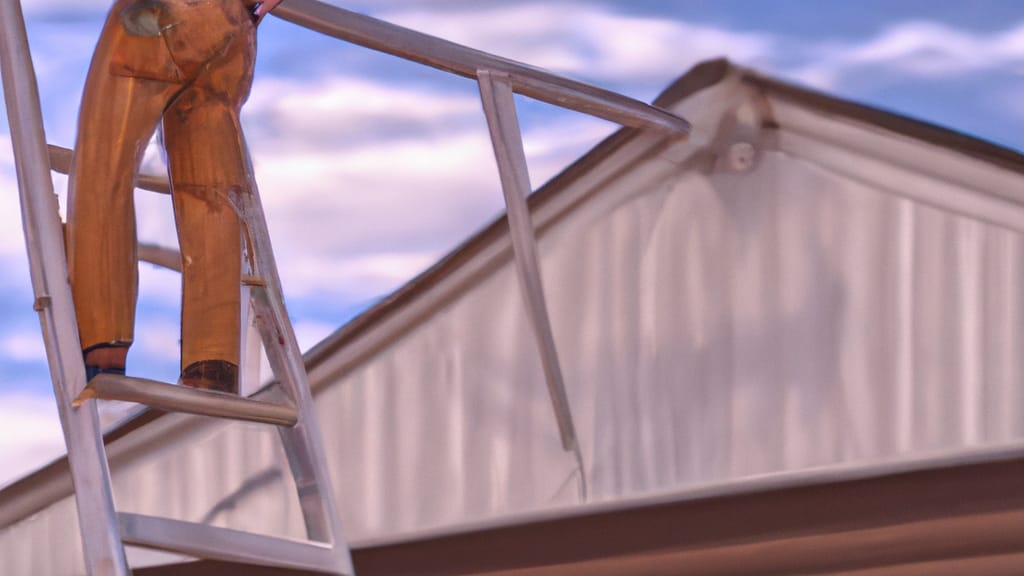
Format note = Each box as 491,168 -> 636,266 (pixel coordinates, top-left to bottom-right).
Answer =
135,455 -> 1024,576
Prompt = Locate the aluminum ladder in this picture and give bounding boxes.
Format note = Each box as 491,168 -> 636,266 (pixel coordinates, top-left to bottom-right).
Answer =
0,1 -> 353,574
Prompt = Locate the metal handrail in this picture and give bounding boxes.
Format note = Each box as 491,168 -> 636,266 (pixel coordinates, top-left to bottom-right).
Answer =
275,0 -> 691,137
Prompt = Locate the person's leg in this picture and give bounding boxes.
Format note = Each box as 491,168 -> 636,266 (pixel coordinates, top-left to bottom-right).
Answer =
162,3 -> 256,393
163,94 -> 245,392
67,0 -> 183,376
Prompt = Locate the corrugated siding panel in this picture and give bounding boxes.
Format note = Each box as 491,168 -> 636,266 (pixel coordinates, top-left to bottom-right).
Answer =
3,117 -> 1023,573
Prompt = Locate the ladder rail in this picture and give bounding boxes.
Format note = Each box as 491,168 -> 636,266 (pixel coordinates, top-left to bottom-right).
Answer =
235,167 -> 352,566
0,1 -> 130,574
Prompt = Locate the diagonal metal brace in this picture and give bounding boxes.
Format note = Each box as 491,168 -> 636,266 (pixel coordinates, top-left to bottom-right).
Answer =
478,70 -> 587,498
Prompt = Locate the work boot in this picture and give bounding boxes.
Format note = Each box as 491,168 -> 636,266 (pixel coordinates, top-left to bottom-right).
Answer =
180,359 -> 238,394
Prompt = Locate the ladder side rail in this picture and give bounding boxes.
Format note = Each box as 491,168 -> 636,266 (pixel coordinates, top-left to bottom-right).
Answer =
477,70 -> 587,499
0,1 -> 129,574
274,0 -> 691,137
235,169 -> 354,574
243,218 -> 327,537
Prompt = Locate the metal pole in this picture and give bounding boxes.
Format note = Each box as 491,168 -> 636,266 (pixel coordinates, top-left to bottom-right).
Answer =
477,70 -> 587,499
235,162 -> 355,574
275,0 -> 691,137
0,1 -> 129,574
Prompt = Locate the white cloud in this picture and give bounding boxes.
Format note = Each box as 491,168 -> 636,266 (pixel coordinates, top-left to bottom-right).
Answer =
0,392 -> 64,488
380,3 -> 774,85
787,21 -> 1024,90
137,246 -> 184,304
0,135 -> 74,304
245,76 -> 482,151
132,317 -> 182,362
0,136 -> 32,260
372,4 -> 1024,93
372,2 -> 1024,95
20,0 -> 108,15
281,250 -> 440,299
254,128 -> 501,254
844,21 -> 1023,75
293,319 -> 339,352
0,391 -> 146,488
244,72 -> 616,299
0,331 -> 47,362
244,76 -> 501,298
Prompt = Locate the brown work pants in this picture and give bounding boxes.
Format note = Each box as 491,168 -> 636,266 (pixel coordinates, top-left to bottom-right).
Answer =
66,0 -> 257,371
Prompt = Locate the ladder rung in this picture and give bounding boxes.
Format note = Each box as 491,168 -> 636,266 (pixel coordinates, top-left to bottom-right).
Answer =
242,274 -> 267,287
73,374 -> 298,427
119,512 -> 340,573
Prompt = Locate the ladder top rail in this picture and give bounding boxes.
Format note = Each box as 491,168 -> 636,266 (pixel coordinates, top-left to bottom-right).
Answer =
274,0 -> 692,136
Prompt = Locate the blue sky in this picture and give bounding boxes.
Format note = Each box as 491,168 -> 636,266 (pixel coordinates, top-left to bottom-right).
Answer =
0,0 -> 1022,485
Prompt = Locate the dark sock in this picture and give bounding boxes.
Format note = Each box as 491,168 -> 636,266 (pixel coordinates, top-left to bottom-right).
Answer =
84,364 -> 126,382
83,343 -> 129,382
